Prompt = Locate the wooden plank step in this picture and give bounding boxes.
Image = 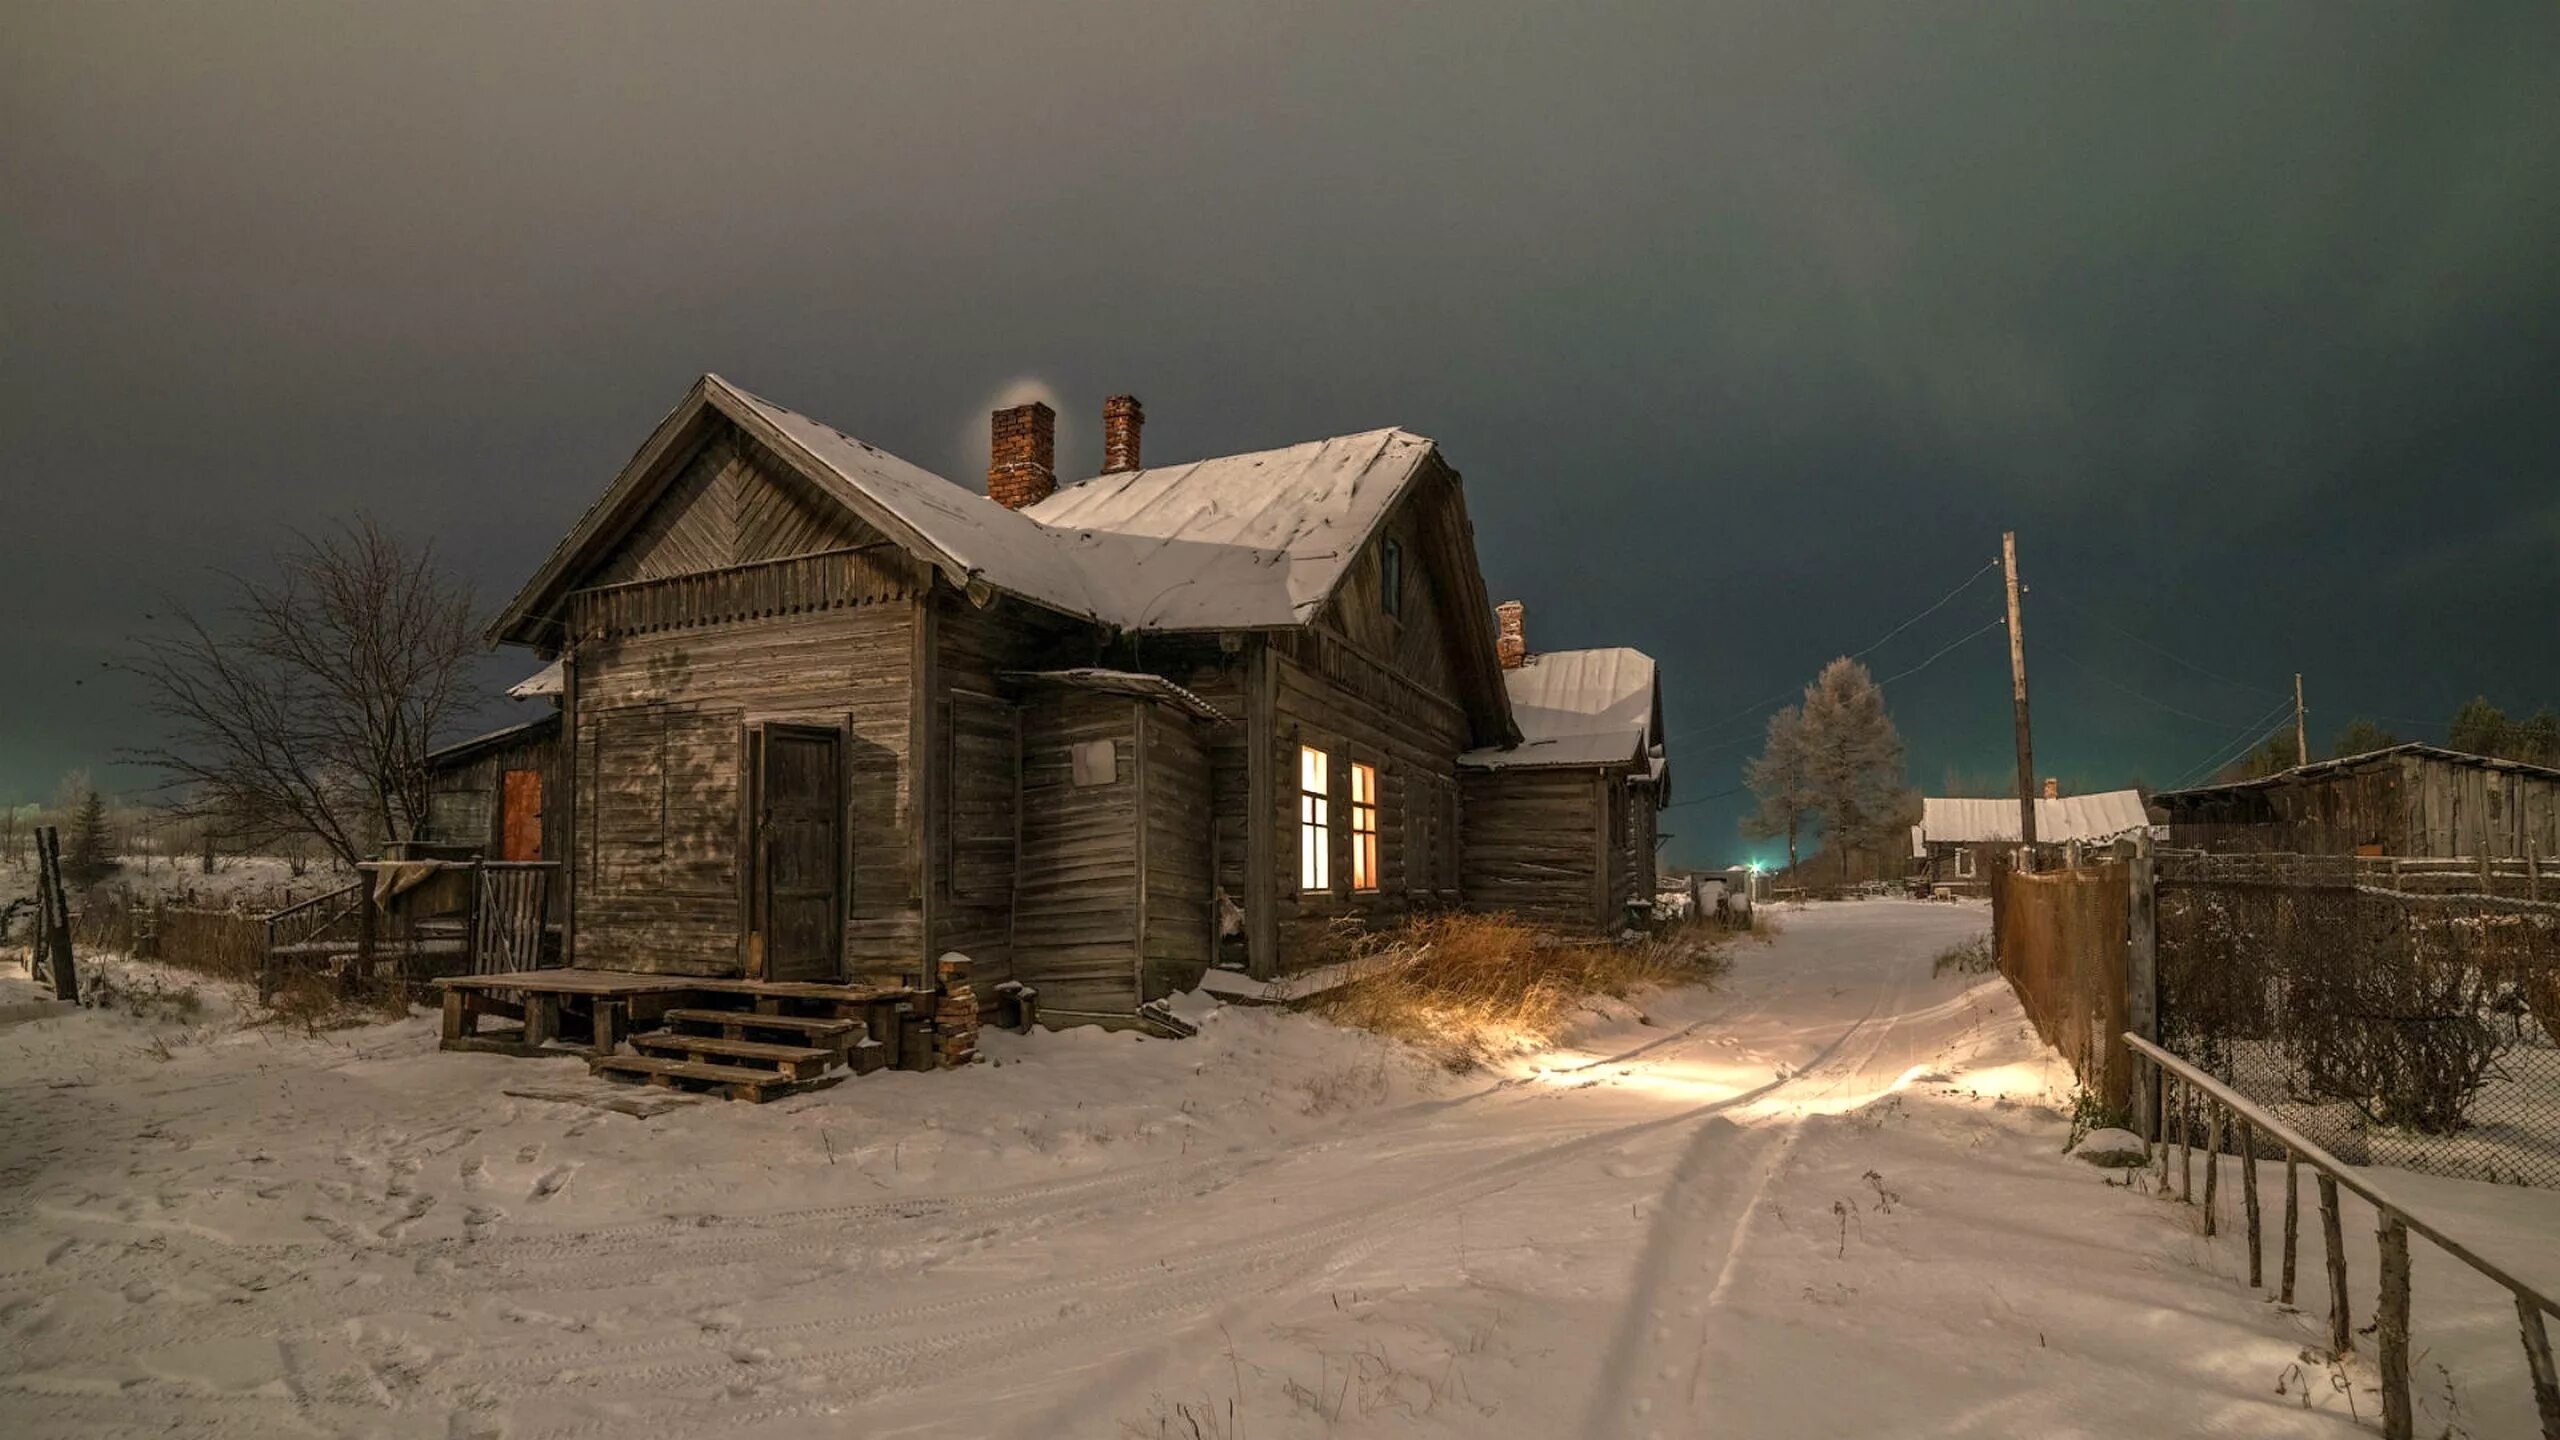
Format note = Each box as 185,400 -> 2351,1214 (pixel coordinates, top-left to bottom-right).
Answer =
632,1032 -> 837,1071
588,1053 -> 844,1104
661,1008 -> 857,1038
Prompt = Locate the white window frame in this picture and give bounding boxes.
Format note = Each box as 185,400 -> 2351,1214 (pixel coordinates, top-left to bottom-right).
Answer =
1299,745 -> 1330,892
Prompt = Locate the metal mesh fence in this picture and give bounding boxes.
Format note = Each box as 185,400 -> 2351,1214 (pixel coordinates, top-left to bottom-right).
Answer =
1991,860 -> 2133,1116
2157,850 -> 2560,1188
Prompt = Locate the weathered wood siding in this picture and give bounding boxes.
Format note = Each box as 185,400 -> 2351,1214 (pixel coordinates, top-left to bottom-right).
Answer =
425,720 -> 562,863
1140,704 -> 1215,1000
567,548 -> 919,978
2161,753 -> 2560,859
1012,690 -> 1141,1012
1268,628 -> 1472,965
1460,766 -> 1607,932
589,428 -> 876,586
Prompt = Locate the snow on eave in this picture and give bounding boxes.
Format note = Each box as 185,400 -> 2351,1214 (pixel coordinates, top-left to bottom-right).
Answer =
1001,668 -> 1232,724
506,659 -> 564,699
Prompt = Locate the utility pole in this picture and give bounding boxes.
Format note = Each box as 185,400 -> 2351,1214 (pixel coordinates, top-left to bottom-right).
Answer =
2293,673 -> 2308,768
2003,532 -> 2037,851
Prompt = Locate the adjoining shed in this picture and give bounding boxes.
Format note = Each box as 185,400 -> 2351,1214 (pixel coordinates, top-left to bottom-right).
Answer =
1458,607 -> 1666,932
2150,743 -> 2560,859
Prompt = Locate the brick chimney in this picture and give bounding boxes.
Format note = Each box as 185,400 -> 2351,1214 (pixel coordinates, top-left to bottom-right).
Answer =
1495,600 -> 1527,669
1102,395 -> 1144,474
987,401 -> 1056,509
2042,777 -> 2060,800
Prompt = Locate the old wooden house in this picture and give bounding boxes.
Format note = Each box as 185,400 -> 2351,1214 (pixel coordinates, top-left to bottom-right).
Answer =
1908,784 -> 2151,895
445,374 -> 1666,1081
1456,611 -> 1666,930
2150,743 -> 2560,858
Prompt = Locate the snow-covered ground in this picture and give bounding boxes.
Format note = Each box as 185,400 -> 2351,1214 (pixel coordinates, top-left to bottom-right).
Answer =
3,899 -> 2552,1438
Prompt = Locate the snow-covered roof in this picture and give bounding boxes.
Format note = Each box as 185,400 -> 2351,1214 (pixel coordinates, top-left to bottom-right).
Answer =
1023,429 -> 1435,631
425,713 -> 560,769
496,375 -> 1451,644
1458,647 -> 1658,770
506,660 -> 563,700
1000,668 -> 1231,724
2150,742 -> 2560,801
1910,791 -> 2151,854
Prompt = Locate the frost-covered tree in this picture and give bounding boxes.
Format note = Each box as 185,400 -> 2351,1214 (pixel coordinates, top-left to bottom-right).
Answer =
1793,658 -> 1921,885
1742,705 -> 1817,877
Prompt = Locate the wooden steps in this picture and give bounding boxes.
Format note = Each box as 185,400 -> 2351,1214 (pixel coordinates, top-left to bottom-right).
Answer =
589,1053 -> 843,1102
659,1008 -> 858,1040
632,1031 -> 838,1078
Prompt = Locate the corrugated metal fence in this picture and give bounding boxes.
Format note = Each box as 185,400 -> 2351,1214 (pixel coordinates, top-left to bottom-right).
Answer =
1991,860 -> 2133,1115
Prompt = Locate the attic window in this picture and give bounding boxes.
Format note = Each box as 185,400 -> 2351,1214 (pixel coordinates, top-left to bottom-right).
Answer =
1380,539 -> 1405,619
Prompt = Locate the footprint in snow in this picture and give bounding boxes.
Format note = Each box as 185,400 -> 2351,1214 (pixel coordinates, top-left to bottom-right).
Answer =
528,1165 -> 576,1202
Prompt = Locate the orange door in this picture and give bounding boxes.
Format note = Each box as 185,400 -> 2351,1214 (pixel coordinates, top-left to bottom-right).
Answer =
500,769 -> 543,861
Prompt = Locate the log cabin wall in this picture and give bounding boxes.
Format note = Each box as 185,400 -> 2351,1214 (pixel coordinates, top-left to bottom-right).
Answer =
1266,627 -> 1473,967
1011,689 -> 1142,1012
566,545 -> 920,979
1460,765 -> 1611,932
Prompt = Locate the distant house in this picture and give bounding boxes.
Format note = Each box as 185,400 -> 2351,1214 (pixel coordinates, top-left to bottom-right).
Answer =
459,374 -> 1667,1026
1456,615 -> 1666,931
1909,783 -> 2150,893
2150,744 -> 2560,858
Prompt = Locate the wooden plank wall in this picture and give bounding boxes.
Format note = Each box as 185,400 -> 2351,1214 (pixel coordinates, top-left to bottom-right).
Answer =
1012,690 -> 1142,1012
1460,765 -> 1606,931
1140,706 -> 1215,1000
1268,630 -> 1471,963
570,558 -> 918,978
2164,756 -> 2560,860
425,722 -> 566,918
589,429 -> 877,587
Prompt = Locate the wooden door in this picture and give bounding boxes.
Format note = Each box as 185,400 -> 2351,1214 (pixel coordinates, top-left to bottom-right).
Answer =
500,770 -> 544,861
753,725 -> 842,982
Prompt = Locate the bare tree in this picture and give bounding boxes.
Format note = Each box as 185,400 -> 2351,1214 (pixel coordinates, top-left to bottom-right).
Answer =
124,518 -> 482,870
1742,704 -> 1816,877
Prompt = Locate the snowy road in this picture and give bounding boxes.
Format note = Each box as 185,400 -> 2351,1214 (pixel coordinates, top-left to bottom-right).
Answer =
3,900 -> 2546,1437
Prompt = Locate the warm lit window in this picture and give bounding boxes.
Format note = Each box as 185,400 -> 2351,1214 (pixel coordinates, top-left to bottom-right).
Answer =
1299,746 -> 1330,891
1351,763 -> 1380,891
1380,539 -> 1404,618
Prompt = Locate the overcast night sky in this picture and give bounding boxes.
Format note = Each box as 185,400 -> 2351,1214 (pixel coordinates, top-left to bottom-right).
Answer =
4,3 -> 2556,866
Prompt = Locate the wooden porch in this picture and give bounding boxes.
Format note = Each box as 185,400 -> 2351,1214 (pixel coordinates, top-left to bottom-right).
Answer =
433,957 -> 1010,1103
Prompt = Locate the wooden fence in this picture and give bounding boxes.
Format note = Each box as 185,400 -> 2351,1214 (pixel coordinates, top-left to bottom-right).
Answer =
1990,857 -> 2136,1116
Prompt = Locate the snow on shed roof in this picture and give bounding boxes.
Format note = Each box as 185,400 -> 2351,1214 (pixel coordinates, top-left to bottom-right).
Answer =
1911,791 -> 2152,854
507,659 -> 563,699
1459,647 -> 1657,770
2150,742 -> 2560,801
1024,429 -> 1434,630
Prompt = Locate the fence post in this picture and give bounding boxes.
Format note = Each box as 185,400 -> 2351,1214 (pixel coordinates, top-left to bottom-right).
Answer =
2281,1152 -> 2301,1306
2517,1296 -> 2560,1439
2179,1082 -> 2194,1201
2240,1119 -> 2263,1289
2204,1103 -> 2225,1235
2127,832 -> 2158,1141
2319,1174 -> 2351,1355
2378,1217 -> 2413,1440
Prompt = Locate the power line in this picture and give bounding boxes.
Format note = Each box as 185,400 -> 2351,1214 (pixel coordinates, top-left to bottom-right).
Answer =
2041,588 -> 2284,699
1875,616 -> 2003,688
2046,646 -> 2254,730
2168,697 -> 2297,789
1666,558 -> 1999,746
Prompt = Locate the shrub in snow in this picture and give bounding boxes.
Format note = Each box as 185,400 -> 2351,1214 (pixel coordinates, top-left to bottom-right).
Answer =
2073,1128 -> 2147,1167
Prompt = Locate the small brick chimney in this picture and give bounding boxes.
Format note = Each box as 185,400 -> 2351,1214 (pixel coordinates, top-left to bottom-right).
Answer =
987,401 -> 1056,509
1495,600 -> 1527,670
1102,394 -> 1144,474
2042,777 -> 2061,800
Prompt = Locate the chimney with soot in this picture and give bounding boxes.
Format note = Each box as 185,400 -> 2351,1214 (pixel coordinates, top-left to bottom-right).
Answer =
1496,601 -> 1527,670
988,401 -> 1056,509
1103,395 -> 1144,474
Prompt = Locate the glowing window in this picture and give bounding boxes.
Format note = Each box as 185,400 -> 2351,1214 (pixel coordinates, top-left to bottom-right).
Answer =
1350,763 -> 1380,891
1299,746 -> 1330,892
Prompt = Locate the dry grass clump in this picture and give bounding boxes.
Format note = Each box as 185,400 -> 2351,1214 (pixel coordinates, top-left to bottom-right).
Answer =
1312,912 -> 1730,1071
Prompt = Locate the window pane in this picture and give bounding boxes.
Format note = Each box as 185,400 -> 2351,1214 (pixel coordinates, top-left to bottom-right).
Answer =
1300,745 -> 1330,891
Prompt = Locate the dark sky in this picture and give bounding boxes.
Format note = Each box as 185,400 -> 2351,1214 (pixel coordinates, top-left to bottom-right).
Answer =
6,3 -> 2556,866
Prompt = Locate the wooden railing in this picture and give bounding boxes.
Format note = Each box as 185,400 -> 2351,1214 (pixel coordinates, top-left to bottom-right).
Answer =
260,860 -> 560,998
2126,1033 -> 2560,1439
259,881 -> 364,1001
